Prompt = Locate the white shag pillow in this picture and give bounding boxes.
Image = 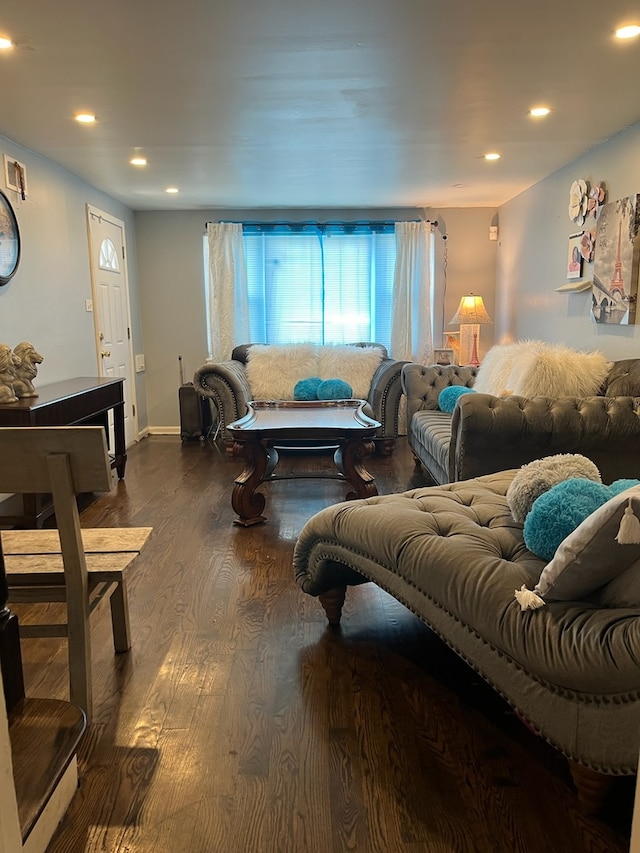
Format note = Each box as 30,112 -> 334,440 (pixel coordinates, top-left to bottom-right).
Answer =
506,343 -> 611,398
506,453 -> 602,524
317,345 -> 384,400
473,341 -> 539,396
246,344 -> 318,400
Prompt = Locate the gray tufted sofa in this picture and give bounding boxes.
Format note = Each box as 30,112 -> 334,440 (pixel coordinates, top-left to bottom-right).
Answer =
401,358 -> 640,485
195,342 -> 408,455
293,469 -> 640,813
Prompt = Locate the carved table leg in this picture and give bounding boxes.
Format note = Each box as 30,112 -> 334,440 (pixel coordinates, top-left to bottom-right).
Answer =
568,761 -> 615,814
318,586 -> 347,625
232,440 -> 274,526
334,438 -> 378,501
374,438 -> 395,457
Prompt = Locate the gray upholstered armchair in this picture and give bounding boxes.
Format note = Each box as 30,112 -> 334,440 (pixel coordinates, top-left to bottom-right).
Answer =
194,342 -> 409,454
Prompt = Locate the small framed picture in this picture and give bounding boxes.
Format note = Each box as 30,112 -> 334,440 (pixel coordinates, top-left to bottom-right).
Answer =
433,348 -> 456,366
566,232 -> 583,281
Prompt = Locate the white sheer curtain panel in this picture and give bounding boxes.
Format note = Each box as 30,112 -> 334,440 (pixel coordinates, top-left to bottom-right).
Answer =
390,221 -> 433,362
206,222 -> 250,360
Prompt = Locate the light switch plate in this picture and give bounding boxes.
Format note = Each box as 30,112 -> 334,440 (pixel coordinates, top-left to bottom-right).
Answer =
135,354 -> 145,372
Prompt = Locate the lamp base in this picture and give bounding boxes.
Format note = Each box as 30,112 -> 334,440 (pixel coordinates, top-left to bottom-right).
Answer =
469,333 -> 480,368
459,324 -> 481,366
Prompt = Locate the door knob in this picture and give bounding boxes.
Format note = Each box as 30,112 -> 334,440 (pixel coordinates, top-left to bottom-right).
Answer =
101,350 -> 111,358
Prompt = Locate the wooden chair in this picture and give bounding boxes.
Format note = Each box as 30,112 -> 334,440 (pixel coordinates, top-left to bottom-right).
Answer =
0,426 -> 152,722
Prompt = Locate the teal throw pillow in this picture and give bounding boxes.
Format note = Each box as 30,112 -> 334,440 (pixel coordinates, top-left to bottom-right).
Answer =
438,385 -> 475,413
317,378 -> 353,400
609,479 -> 640,495
293,377 -> 321,401
515,485 -> 640,610
523,478 -> 640,561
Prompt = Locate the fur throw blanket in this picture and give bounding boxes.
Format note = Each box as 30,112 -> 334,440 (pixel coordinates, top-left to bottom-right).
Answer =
246,344 -> 384,400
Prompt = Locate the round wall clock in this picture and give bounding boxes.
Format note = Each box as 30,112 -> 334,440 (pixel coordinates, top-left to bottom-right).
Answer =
0,189 -> 20,285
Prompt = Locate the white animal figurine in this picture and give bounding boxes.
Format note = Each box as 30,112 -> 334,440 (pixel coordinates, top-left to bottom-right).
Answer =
12,341 -> 44,398
0,344 -> 19,403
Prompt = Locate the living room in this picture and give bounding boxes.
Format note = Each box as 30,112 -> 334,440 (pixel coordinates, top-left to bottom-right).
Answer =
1,2 -> 640,851
0,11 -> 638,429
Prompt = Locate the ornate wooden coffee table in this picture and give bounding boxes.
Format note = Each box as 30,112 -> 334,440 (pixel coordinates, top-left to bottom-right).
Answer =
228,400 -> 381,526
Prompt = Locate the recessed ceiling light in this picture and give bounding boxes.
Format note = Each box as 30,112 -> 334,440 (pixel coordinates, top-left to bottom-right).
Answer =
484,152 -> 501,161
165,187 -> 179,194
616,24 -> 640,39
0,37 -> 13,49
530,106 -> 551,117
130,157 -> 147,166
75,113 -> 96,124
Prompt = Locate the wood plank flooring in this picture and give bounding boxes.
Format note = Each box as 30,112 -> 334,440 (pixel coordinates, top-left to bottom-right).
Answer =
12,435 -> 635,852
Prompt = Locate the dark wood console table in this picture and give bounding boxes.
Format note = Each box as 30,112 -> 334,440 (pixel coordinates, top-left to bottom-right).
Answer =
0,376 -> 126,527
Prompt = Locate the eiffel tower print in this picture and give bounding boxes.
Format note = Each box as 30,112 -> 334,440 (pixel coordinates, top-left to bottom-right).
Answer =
592,194 -> 640,325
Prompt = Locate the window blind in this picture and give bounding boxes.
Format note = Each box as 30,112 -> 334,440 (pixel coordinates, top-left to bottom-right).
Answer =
242,222 -> 397,347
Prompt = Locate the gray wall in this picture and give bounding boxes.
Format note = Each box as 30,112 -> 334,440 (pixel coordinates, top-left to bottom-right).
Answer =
134,206 -> 499,428
0,131 -> 499,435
0,134 -> 148,431
497,121 -> 640,360
430,207 -> 498,357
133,211 -> 209,430
7,112 -> 640,434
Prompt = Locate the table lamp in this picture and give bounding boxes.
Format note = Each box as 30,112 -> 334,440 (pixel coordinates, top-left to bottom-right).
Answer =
449,294 -> 492,367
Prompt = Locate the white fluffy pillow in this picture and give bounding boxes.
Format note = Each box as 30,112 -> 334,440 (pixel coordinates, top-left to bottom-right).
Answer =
317,345 -> 383,400
474,341 -> 611,399
473,341 -> 539,396
506,343 -> 611,398
246,344 -> 318,399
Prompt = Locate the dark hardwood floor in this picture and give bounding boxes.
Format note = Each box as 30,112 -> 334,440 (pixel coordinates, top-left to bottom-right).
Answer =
13,435 -> 634,852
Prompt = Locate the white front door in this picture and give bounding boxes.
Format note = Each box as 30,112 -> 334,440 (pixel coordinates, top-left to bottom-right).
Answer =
86,206 -> 137,446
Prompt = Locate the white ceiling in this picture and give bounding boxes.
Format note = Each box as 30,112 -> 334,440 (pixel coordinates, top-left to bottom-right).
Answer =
2,1 -> 640,212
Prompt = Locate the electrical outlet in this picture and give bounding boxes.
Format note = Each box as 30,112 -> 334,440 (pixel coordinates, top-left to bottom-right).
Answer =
135,354 -> 145,372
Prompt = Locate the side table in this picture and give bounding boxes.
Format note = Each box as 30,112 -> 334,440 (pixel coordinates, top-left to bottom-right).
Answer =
0,376 -> 126,527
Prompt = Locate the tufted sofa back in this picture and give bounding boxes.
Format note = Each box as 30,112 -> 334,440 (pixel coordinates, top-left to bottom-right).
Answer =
601,358 -> 640,396
403,358 -> 640,428
402,363 -> 478,424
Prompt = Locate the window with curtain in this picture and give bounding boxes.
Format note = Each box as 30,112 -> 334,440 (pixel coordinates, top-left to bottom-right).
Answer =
204,219 -> 435,361
206,222 -> 397,350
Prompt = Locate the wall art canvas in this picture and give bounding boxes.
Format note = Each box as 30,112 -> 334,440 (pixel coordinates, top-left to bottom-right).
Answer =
591,194 -> 640,324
